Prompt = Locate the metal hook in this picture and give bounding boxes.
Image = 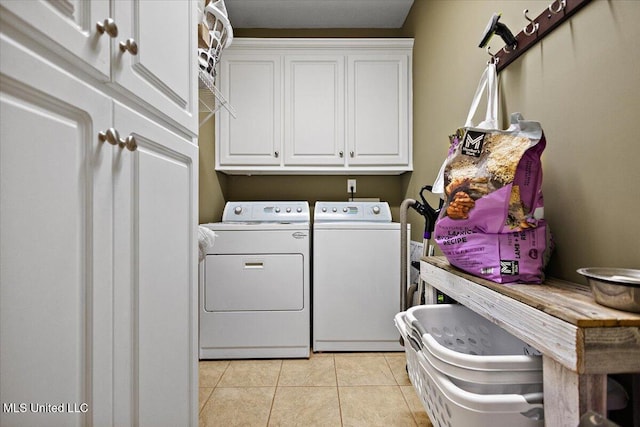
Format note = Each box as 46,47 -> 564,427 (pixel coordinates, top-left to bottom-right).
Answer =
549,0 -> 566,15
523,9 -> 539,36
487,46 -> 499,65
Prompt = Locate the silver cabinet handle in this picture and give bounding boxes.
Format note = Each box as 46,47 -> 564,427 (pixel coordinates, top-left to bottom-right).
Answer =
119,135 -> 137,152
119,38 -> 138,55
350,151 -> 354,158
274,151 -> 279,158
98,128 -> 120,145
339,151 -> 344,158
96,18 -> 118,38
98,129 -> 136,151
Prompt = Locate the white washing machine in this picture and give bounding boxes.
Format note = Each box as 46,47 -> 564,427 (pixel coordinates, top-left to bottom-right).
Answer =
313,201 -> 407,352
200,201 -> 310,359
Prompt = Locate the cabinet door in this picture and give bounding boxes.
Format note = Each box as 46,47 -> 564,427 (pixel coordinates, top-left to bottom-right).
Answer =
112,102 -> 198,427
113,0 -> 198,134
1,37 -> 113,427
347,54 -> 410,166
284,56 -> 345,166
216,54 -> 282,166
0,0 -> 111,79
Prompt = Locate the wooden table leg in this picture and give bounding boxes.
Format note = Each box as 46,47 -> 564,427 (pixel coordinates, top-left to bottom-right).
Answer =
543,356 -> 607,426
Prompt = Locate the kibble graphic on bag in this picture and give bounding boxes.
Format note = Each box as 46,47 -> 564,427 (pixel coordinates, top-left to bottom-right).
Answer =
443,131 -> 542,230
432,63 -> 552,284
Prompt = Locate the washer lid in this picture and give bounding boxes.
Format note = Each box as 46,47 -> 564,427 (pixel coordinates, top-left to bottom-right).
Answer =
314,201 -> 392,222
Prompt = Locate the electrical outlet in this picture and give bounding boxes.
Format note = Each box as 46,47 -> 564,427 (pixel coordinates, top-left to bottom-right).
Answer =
347,179 -> 357,193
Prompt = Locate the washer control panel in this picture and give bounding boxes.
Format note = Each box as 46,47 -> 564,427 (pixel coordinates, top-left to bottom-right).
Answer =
314,201 -> 392,222
222,201 -> 310,223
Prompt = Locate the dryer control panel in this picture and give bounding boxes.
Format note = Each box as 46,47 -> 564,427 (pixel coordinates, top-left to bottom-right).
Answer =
314,201 -> 392,222
222,201 -> 310,223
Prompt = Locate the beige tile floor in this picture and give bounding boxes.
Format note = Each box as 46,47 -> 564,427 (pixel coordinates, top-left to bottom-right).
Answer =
199,352 -> 433,427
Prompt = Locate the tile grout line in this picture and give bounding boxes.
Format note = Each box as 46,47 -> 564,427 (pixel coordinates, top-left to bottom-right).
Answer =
216,360 -> 231,387
198,388 -> 213,417
198,360 -> 231,417
198,359 -> 229,421
333,354 -> 345,427
265,359 -> 283,426
384,354 -> 422,427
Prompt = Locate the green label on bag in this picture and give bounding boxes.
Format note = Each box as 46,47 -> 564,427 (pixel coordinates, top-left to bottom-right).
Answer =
461,130 -> 486,157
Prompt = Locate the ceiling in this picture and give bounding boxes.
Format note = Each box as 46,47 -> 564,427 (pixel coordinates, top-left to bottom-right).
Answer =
223,0 -> 415,29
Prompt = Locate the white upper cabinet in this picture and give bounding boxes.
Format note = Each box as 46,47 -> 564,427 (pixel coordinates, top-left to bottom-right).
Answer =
0,0 -> 111,79
113,1 -> 197,133
217,53 -> 282,165
284,55 -> 345,166
347,54 -> 410,166
1,0 -> 198,134
215,38 -> 413,174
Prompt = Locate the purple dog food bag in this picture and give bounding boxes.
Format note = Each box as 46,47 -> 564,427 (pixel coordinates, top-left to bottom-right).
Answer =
432,64 -> 552,283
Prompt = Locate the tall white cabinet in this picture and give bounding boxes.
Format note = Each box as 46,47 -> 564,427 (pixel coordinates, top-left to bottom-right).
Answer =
216,38 -> 413,174
0,1 -> 199,426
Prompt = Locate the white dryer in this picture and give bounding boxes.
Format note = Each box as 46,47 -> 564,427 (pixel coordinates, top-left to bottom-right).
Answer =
313,201 -> 408,352
200,201 -> 310,359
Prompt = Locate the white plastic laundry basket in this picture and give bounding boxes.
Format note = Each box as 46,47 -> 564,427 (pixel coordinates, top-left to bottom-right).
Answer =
405,305 -> 542,384
395,312 -> 544,427
199,0 -> 233,81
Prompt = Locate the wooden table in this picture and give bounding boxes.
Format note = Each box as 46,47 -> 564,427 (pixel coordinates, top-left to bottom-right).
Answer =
420,256 -> 640,426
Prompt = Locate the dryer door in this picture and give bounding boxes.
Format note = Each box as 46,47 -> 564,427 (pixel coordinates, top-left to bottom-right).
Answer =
204,254 -> 304,311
